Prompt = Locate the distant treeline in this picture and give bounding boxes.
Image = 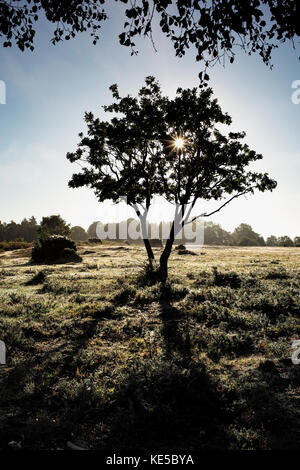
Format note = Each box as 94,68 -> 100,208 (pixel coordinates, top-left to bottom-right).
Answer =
0,216 -> 299,247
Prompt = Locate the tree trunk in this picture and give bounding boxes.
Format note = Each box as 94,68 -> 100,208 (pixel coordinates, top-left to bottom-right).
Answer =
143,237 -> 155,269
139,213 -> 156,269
159,222 -> 175,282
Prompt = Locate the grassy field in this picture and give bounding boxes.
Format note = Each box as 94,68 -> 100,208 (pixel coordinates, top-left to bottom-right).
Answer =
0,244 -> 299,450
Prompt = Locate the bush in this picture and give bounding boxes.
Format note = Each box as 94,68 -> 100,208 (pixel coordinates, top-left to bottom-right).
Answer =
58,248 -> 82,263
175,244 -> 186,251
135,263 -> 162,286
213,267 -> 242,289
177,248 -> 197,255
25,270 -> 47,285
265,269 -> 289,280
153,280 -> 189,301
31,235 -> 81,263
238,237 -> 259,246
88,238 -> 102,244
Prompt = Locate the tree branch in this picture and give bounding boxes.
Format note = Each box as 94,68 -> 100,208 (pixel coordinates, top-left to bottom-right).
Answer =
185,188 -> 254,225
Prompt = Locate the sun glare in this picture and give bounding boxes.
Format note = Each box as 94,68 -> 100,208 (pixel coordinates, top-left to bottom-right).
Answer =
174,137 -> 184,149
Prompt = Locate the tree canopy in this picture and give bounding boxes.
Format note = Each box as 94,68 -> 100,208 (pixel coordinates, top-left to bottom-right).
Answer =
67,76 -> 277,279
1,1 -> 298,75
233,223 -> 266,246
277,235 -> 294,247
39,215 -> 71,237
266,234 -> 278,246
204,221 -> 233,246
294,237 -> 300,247
71,225 -> 88,241
0,217 -> 38,242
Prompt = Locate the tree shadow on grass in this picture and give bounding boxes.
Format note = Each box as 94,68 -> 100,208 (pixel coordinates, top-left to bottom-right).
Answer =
100,357 -> 227,451
99,284 -> 300,451
159,297 -> 192,361
0,312 -> 107,450
99,356 -> 300,451
95,289 -> 229,451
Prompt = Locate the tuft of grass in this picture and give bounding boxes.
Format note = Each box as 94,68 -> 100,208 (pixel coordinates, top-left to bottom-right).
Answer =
177,249 -> 197,256
135,263 -> 162,286
25,270 -> 47,286
212,267 -> 242,289
265,268 -> 289,280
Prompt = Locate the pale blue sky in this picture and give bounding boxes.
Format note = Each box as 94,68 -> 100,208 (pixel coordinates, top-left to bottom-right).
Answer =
0,4 -> 299,237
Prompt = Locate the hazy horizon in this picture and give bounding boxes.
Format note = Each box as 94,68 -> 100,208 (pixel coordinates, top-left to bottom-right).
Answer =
0,212 -> 298,241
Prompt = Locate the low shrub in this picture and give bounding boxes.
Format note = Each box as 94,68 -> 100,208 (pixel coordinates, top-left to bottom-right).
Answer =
58,248 -> 82,263
88,238 -> 102,244
31,235 -> 81,263
25,270 -> 47,285
213,267 -> 242,289
0,241 -> 32,251
135,263 -> 162,286
154,280 -> 189,301
265,269 -> 289,280
175,244 -> 186,251
178,249 -> 197,256
113,284 -> 136,304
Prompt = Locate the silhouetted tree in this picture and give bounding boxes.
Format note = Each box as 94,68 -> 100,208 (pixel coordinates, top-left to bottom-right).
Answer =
277,235 -> 294,247
87,221 -> 99,239
0,221 -> 5,242
294,236 -> 300,247
0,217 -> 38,241
4,221 -> 19,241
204,221 -> 233,246
266,235 -> 278,246
20,216 -> 39,242
0,1 -> 298,77
67,76 -> 276,280
39,215 -> 71,237
233,223 -> 265,246
71,226 -> 88,241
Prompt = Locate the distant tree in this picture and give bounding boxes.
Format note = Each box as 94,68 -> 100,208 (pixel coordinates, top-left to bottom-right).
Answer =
238,236 -> 260,247
4,221 -> 20,241
71,226 -> 88,241
233,223 -> 265,246
0,217 -> 39,242
277,236 -> 294,247
294,237 -> 300,247
0,1 -> 298,78
266,235 -> 278,246
20,216 -> 39,242
39,215 -> 71,237
67,76 -> 276,281
0,221 -> 5,242
204,221 -> 233,246
87,222 -> 99,239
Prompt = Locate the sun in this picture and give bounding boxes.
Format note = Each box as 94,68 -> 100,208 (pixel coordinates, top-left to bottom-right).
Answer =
174,137 -> 184,149
163,134 -> 186,155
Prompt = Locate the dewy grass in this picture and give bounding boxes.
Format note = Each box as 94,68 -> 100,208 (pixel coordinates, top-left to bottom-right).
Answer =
0,244 -> 299,450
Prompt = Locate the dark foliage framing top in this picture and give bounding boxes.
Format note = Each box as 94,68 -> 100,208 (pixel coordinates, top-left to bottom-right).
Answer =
0,1 -> 298,75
